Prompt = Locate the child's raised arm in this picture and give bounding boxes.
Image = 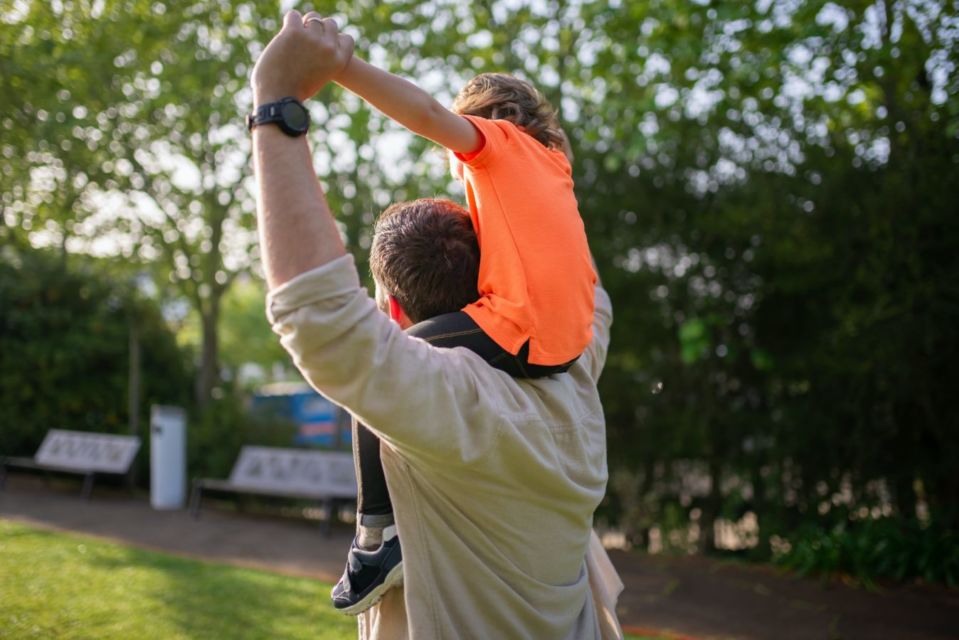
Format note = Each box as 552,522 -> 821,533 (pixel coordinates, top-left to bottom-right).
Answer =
336,57 -> 480,155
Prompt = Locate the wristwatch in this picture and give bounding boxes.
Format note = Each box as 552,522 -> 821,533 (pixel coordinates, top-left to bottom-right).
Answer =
246,97 -> 310,136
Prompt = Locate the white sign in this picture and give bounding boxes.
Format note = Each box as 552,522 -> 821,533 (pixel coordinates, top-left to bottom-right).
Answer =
35,429 -> 140,473
229,447 -> 356,498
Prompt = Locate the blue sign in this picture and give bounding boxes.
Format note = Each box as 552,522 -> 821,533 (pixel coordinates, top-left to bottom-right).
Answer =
252,383 -> 351,449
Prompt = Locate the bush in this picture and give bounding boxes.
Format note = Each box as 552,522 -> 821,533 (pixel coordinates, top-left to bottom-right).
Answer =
186,390 -> 298,481
776,518 -> 959,587
0,247 -> 191,459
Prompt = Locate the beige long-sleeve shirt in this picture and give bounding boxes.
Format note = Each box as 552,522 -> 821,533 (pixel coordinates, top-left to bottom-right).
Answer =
267,255 -> 615,640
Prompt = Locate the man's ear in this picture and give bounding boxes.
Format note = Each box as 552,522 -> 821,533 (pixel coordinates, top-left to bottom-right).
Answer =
388,295 -> 405,323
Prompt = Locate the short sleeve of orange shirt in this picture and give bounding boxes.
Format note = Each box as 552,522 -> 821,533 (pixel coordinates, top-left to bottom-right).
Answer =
451,115 -> 596,366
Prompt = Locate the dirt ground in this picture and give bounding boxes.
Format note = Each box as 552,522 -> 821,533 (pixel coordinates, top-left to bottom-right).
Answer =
1,474 -> 957,640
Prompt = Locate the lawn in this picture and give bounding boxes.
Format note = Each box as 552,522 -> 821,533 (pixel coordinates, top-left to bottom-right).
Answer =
0,519 -> 355,639
0,519 -> 657,639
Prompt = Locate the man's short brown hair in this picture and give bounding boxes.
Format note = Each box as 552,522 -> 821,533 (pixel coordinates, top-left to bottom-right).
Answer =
370,198 -> 480,324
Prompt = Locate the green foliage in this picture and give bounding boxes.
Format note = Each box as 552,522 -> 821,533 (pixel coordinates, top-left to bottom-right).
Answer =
179,277 -> 289,383
572,0 -> 959,584
1,1 -> 289,405
777,518 -> 959,588
186,390 -> 297,480
0,247 -> 295,484
0,246 -> 190,457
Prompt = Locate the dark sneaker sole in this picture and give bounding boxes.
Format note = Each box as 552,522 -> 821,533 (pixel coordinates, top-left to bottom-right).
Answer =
333,560 -> 404,616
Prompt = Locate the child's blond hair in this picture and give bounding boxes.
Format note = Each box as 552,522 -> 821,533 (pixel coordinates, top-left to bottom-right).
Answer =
452,73 -> 571,160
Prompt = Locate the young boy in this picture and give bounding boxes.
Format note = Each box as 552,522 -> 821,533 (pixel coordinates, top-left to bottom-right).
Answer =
329,47 -> 597,614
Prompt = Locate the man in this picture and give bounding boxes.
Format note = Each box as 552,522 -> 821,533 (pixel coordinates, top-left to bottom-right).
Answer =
250,11 -> 619,639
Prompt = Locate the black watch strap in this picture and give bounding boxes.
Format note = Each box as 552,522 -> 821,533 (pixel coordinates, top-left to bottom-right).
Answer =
246,97 -> 310,137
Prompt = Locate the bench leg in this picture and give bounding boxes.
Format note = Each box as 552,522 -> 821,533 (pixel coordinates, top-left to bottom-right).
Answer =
322,498 -> 337,537
0,464 -> 7,491
124,470 -> 137,494
81,473 -> 95,500
189,482 -> 202,519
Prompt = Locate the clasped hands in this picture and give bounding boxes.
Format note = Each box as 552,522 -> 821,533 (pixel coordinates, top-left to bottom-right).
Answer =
251,10 -> 355,106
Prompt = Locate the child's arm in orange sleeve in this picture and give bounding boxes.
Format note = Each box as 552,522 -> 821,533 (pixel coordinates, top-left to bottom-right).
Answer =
335,57 -> 481,155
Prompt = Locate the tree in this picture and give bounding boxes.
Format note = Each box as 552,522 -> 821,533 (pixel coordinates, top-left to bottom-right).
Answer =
4,1 -> 283,405
2,0 -> 458,405
0,0 -> 134,263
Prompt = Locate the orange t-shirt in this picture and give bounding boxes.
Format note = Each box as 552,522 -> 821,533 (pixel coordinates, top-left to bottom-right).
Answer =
451,115 -> 596,366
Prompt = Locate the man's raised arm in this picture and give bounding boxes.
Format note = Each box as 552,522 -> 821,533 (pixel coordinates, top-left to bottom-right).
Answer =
250,10 -> 354,289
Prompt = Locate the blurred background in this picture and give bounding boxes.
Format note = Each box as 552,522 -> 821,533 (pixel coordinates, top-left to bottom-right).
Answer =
1,0 -> 957,588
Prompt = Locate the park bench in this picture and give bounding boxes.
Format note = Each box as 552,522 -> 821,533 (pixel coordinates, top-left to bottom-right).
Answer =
189,446 -> 356,532
0,429 -> 141,499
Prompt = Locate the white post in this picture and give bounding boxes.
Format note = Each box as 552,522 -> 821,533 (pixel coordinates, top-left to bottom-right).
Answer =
150,405 -> 187,510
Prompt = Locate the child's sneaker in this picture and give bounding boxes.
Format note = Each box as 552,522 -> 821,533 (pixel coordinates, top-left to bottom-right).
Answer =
331,535 -> 404,615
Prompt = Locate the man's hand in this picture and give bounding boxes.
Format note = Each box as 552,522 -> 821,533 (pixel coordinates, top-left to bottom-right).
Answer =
251,10 -> 354,106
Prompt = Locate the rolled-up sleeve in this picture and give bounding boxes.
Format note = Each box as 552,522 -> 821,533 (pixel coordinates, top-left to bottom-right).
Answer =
266,256 -> 505,465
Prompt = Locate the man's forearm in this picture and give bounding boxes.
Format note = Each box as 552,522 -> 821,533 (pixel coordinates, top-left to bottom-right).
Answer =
336,57 -> 479,153
249,10 -> 355,289
253,123 -> 346,289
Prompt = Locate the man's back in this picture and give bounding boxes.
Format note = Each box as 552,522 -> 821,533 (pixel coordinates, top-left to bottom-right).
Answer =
378,356 -> 608,638
267,255 -> 612,639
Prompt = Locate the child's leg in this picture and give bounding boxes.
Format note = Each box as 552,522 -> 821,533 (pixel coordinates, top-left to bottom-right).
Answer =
333,418 -> 402,614
352,418 -> 395,547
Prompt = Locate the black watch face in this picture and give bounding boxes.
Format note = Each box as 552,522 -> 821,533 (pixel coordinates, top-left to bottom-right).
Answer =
281,101 -> 309,132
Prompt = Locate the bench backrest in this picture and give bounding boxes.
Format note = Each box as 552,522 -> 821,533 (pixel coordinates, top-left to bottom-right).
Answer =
35,429 -> 141,474
227,446 -> 356,498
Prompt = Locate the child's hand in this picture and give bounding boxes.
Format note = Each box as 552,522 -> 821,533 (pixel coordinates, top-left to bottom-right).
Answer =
302,12 -> 357,81
251,10 -> 354,104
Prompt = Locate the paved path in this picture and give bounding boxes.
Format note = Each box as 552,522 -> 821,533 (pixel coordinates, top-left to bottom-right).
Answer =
2,475 -> 957,640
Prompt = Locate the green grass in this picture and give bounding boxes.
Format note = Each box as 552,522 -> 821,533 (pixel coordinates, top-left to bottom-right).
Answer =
0,518 -> 657,639
0,519 -> 355,639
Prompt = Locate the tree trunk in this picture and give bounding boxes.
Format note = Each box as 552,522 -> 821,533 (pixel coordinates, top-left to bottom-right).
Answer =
59,226 -> 69,271
751,462 -> 769,559
699,455 -> 723,554
893,471 -> 917,521
127,313 -> 141,486
195,303 -> 220,407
